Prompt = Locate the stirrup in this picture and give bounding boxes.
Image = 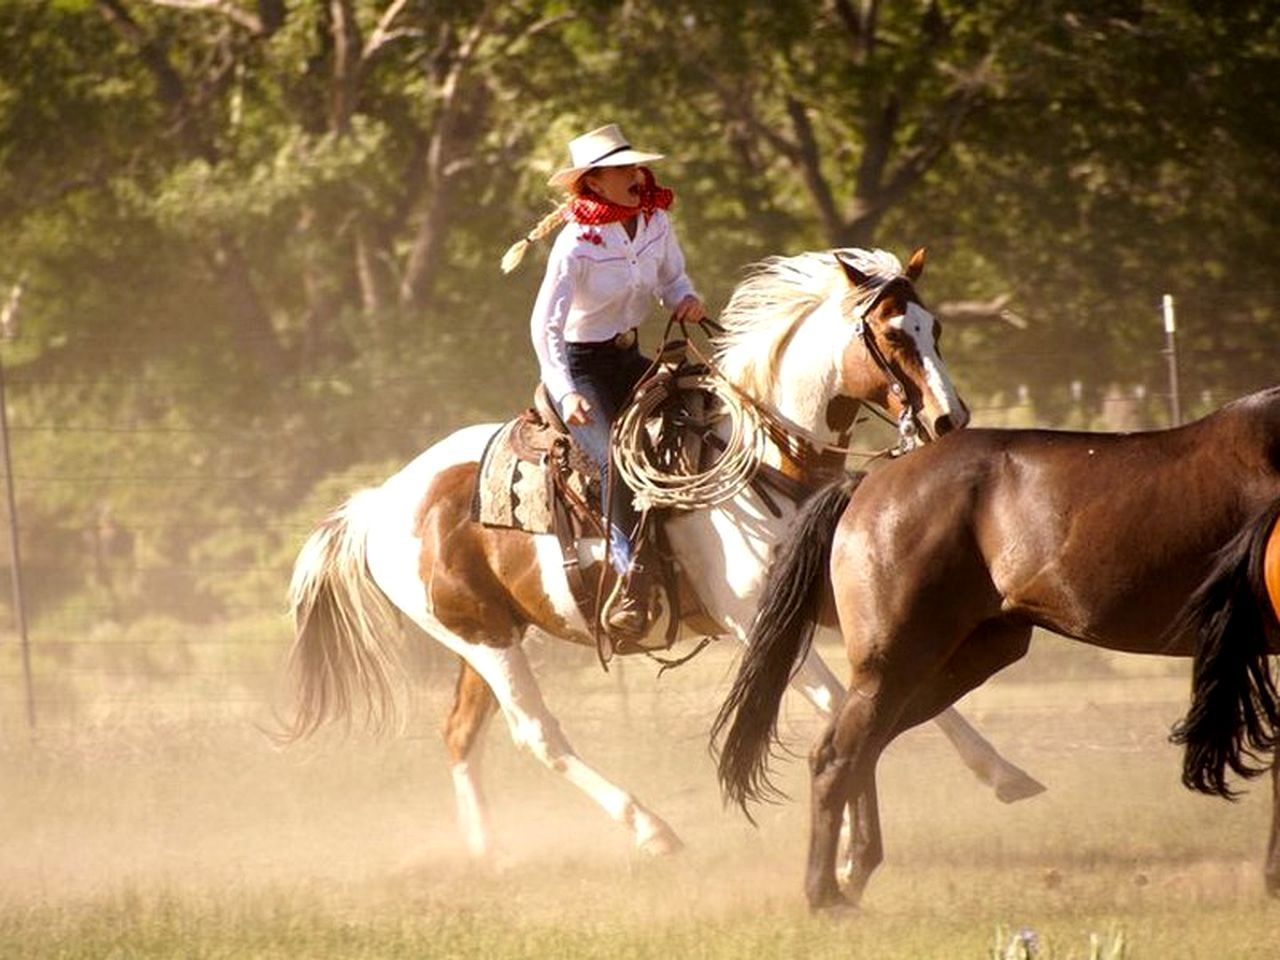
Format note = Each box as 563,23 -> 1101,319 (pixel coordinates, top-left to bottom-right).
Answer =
603,566 -> 650,640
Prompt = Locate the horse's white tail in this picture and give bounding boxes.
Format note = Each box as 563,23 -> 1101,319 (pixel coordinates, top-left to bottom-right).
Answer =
279,489 -> 407,743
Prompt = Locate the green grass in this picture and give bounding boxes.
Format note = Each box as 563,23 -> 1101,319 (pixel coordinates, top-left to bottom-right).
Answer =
2,885 -> 1276,959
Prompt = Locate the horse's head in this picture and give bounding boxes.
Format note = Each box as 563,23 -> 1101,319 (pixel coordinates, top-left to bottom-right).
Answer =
834,248 -> 969,443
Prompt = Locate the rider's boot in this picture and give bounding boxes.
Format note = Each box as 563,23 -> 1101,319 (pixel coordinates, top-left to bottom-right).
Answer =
604,559 -> 651,641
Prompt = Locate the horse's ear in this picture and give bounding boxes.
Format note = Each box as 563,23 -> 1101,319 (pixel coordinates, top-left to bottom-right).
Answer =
906,247 -> 926,282
836,252 -> 870,289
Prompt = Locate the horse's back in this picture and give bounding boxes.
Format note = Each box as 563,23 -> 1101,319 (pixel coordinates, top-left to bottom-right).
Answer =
836,397 -> 1280,649
363,423 -> 501,610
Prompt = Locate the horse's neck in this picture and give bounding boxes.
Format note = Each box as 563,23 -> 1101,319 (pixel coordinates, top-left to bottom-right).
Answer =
661,304 -> 852,626
734,298 -> 847,446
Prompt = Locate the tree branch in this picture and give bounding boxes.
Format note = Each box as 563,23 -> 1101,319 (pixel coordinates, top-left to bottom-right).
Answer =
329,0 -> 363,134
832,0 -> 879,65
97,0 -> 217,159
363,0 -> 415,62
143,0 -> 264,35
880,64 -> 989,204
698,63 -> 800,161
784,96 -> 841,239
935,293 -> 1027,328
399,0 -> 499,307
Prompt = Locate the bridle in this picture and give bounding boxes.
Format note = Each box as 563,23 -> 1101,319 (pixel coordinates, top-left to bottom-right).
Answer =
850,281 -> 924,453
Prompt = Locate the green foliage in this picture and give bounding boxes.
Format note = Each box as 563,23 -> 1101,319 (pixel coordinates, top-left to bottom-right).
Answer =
0,0 -> 1275,633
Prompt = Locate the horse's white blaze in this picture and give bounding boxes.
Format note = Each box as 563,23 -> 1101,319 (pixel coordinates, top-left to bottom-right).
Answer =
892,302 -> 962,417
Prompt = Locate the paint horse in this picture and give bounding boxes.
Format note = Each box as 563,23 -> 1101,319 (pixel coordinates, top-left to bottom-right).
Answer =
715,385 -> 1280,909
284,247 -> 1042,859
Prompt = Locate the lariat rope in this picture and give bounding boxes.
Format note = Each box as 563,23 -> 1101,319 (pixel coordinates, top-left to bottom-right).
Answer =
611,320 -> 901,513
612,358 -> 768,511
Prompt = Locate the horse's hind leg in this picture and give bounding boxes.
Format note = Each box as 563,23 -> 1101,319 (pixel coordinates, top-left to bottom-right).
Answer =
452,637 -> 684,856
828,619 -> 1034,906
790,643 -> 1043,802
443,658 -> 498,859
806,672 -> 895,911
932,706 -> 1045,802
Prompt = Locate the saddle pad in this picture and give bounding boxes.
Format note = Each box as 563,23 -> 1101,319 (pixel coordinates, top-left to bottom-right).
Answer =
473,419 -> 556,533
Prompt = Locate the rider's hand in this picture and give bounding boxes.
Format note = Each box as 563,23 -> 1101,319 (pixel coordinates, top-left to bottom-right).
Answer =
674,294 -> 706,325
563,392 -> 593,426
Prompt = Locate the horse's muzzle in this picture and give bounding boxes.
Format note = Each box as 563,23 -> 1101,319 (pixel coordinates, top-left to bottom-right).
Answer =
928,405 -> 969,438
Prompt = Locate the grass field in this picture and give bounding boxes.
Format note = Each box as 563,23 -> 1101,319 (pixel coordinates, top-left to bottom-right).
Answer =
2,635 -> 1278,958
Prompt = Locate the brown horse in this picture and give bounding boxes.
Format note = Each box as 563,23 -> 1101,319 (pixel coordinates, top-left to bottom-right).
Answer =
283,247 -> 1043,860
714,385 -> 1280,909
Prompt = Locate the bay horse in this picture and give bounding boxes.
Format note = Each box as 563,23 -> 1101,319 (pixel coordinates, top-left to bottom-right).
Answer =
714,385 -> 1280,909
283,247 -> 1042,860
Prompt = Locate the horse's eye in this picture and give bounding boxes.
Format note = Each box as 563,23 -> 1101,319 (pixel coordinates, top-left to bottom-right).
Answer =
882,327 -> 912,348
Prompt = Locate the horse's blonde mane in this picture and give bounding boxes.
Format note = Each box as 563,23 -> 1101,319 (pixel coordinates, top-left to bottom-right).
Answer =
713,252 -> 843,400
713,248 -> 905,400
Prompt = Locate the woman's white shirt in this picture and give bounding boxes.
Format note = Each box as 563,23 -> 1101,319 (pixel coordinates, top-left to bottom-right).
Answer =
530,210 -> 697,402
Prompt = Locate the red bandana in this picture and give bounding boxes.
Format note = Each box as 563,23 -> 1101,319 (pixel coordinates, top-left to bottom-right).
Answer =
566,166 -> 674,228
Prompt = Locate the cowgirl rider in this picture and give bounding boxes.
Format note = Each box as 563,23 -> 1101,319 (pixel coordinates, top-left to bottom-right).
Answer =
503,124 -> 706,639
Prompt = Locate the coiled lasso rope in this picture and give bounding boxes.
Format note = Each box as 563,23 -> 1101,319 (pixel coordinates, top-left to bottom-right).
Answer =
611,347 -> 769,512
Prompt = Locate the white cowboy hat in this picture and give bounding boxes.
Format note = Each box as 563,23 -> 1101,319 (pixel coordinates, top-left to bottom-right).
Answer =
547,124 -> 665,189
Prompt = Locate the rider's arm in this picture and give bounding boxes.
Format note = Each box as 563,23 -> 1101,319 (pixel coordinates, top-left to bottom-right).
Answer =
530,231 -> 580,404
654,210 -> 699,312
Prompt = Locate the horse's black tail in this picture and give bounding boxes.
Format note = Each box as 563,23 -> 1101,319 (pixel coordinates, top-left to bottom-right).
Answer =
711,473 -> 865,819
1171,497 -> 1280,799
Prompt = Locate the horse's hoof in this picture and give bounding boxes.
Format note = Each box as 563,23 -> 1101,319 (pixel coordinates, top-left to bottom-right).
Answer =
1265,871 -> 1280,899
638,826 -> 684,857
995,770 -> 1048,804
808,891 -> 858,916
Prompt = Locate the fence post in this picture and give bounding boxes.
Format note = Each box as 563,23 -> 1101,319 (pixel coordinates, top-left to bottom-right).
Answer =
0,285 -> 35,733
1162,294 -> 1182,427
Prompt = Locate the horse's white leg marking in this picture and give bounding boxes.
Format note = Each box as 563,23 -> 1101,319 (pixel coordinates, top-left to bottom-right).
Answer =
453,639 -> 682,854
451,708 -> 496,859
932,707 -> 1046,803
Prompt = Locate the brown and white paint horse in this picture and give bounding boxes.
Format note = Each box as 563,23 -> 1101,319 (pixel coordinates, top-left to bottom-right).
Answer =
284,247 -> 1041,859
717,385 -> 1280,909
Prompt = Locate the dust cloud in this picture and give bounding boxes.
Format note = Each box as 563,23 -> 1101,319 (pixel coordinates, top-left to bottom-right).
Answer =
0,635 -> 1271,926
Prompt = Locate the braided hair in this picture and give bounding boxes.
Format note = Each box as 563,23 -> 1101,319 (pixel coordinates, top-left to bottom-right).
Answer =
500,200 -> 574,274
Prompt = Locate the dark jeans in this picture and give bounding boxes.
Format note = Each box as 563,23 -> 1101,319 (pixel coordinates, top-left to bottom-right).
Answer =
555,335 -> 652,573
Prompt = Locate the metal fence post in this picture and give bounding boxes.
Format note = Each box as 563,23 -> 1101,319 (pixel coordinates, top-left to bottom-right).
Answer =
1162,294 -> 1182,427
0,291 -> 35,733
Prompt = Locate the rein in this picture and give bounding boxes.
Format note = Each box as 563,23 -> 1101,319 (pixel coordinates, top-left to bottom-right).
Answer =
612,318 -> 911,515
686,318 -> 911,473
850,283 -> 923,454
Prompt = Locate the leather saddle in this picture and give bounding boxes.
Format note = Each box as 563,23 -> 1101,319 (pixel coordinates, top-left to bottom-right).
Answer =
471,384 -> 597,535
471,382 -> 716,656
